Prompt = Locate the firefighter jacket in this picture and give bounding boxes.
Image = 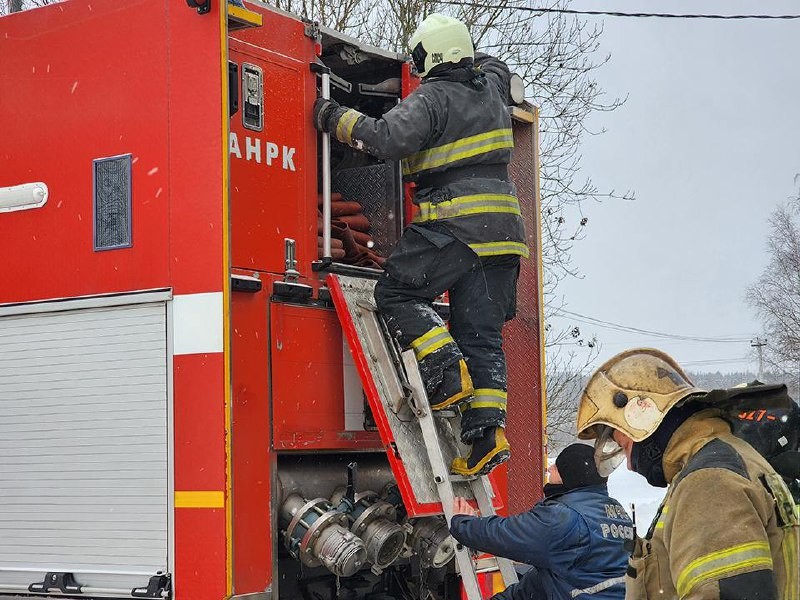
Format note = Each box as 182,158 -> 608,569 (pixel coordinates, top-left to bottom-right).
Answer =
627,410 -> 800,600
324,54 -> 528,258
450,484 -> 633,599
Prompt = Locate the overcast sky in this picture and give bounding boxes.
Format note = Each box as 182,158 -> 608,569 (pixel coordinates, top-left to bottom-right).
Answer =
547,0 -> 800,374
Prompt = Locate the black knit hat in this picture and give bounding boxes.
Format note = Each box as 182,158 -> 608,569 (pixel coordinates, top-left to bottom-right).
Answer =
555,443 -> 607,490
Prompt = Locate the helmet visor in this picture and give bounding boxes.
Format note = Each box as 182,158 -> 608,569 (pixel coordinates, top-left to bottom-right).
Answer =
593,425 -> 625,477
411,42 -> 427,76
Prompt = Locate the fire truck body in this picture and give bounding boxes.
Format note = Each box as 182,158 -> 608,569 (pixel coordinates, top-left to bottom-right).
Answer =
0,1 -> 546,599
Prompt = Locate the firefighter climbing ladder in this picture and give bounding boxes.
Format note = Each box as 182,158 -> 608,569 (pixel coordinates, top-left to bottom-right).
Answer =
328,274 -> 518,599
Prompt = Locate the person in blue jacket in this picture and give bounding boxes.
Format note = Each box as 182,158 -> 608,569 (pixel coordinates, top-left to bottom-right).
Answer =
450,443 -> 633,600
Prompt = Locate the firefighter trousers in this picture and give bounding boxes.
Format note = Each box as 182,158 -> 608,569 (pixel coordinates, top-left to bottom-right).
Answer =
374,222 -> 520,441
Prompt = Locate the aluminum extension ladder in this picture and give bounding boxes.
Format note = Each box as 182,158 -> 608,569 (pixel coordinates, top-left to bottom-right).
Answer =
398,350 -> 518,599
327,274 -> 518,600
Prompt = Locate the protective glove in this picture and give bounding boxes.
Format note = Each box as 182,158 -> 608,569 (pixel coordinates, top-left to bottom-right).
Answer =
313,97 -> 340,133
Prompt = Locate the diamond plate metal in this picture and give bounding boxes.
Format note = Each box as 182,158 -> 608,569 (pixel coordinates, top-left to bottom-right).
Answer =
334,275 -> 474,507
504,115 -> 546,511
332,164 -> 401,258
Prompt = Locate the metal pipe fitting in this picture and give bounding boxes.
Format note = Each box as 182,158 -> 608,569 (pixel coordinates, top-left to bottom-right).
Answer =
279,494 -> 367,577
331,488 -> 407,572
408,516 -> 455,569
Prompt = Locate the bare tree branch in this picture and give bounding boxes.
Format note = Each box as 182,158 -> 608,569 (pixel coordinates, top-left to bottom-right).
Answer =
747,178 -> 800,377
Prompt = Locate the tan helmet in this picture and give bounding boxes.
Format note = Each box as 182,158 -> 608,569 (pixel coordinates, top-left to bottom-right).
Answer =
577,348 -> 706,443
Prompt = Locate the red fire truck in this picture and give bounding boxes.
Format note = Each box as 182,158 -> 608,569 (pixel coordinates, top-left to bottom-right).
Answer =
0,0 -> 546,598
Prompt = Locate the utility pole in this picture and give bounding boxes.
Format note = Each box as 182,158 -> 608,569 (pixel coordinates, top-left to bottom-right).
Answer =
751,337 -> 767,381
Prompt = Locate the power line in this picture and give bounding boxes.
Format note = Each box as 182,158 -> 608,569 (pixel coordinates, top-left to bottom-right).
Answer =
681,357 -> 753,367
552,307 -> 752,343
438,2 -> 800,20
597,340 -> 753,349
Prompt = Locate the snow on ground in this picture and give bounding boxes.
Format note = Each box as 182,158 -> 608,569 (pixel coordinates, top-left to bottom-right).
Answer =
608,466 -> 666,532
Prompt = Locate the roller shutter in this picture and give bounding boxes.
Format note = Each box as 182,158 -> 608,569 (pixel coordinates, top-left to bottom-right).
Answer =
0,298 -> 169,597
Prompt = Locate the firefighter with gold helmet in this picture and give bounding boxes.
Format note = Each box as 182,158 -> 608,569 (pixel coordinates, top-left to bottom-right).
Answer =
576,348 -> 799,600
314,14 -> 527,476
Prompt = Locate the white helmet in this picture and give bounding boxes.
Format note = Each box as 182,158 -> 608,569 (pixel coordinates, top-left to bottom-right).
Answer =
409,14 -> 474,78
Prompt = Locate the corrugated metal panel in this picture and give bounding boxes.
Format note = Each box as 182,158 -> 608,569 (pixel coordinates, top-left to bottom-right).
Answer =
0,302 -> 168,590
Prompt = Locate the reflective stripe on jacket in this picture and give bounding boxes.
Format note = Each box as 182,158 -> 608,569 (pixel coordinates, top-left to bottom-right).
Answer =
451,484 -> 631,600
401,127 -> 514,176
326,54 -> 528,258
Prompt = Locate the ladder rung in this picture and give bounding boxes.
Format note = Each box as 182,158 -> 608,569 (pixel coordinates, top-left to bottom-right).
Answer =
449,474 -> 479,483
432,408 -> 460,419
474,556 -> 500,573
356,299 -> 378,312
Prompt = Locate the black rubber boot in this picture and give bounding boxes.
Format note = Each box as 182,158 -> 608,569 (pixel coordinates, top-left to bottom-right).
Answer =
451,427 -> 510,477
428,358 -> 473,410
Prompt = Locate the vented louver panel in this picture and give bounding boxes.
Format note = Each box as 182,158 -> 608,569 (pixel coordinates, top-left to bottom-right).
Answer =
94,155 -> 132,250
0,300 -> 169,595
